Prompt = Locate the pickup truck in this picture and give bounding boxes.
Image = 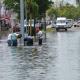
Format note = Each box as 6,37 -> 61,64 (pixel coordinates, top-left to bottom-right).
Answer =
52,17 -> 72,31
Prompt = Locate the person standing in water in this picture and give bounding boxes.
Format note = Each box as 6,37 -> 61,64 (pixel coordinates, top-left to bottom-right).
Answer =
7,33 -> 12,46
37,30 -> 43,45
7,32 -> 18,46
11,32 -> 18,46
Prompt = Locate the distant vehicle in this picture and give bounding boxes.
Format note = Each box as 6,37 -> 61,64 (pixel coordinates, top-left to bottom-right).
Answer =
78,18 -> 80,20
67,19 -> 73,23
73,20 -> 80,27
52,17 -> 72,31
66,19 -> 73,28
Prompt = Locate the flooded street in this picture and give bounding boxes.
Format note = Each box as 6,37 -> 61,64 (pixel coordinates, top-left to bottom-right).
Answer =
0,28 -> 80,80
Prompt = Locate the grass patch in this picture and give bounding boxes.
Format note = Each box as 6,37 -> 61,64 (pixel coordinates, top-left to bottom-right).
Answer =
46,28 -> 55,32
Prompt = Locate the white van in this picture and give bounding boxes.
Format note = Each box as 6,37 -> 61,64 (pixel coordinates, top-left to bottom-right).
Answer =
53,17 -> 71,31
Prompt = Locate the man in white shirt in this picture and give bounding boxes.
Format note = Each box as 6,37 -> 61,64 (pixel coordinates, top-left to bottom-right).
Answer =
7,32 -> 18,46
7,33 -> 12,46
37,30 -> 43,45
11,32 -> 18,46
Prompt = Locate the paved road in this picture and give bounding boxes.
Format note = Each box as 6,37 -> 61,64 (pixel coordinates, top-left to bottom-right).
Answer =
0,27 -> 80,80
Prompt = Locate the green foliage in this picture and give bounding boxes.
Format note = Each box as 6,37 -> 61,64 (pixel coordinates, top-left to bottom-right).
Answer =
46,7 -> 58,19
47,4 -> 80,20
3,0 -> 38,19
3,0 -> 51,19
37,0 -> 51,15
75,6 -> 80,19
27,0 -> 38,19
58,5 -> 77,19
3,0 -> 20,13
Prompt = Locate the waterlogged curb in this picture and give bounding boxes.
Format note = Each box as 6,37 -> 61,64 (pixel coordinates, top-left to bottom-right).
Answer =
46,25 -> 55,32
46,28 -> 55,32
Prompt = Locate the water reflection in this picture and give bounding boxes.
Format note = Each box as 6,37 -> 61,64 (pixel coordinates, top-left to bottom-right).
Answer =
47,31 -> 80,80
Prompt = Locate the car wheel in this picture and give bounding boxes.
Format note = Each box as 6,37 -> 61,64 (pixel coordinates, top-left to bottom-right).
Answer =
74,25 -> 76,27
56,28 -> 59,31
65,28 -> 67,31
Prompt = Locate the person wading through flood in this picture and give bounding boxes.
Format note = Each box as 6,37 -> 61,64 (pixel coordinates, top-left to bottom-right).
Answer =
7,32 -> 18,46
11,32 -> 18,46
37,29 -> 43,45
7,33 -> 12,46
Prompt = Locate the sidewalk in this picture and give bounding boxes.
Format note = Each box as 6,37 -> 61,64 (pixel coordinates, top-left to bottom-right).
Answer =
46,24 -> 55,32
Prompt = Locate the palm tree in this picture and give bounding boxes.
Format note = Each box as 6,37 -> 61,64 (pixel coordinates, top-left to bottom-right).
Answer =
26,0 -> 38,35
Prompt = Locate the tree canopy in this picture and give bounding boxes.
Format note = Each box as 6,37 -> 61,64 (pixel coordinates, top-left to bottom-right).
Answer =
3,0 -> 51,19
46,4 -> 80,20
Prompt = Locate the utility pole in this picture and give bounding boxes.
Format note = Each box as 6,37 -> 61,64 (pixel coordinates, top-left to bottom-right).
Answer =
20,0 -> 24,45
25,0 -> 27,34
30,0 -> 32,36
44,13 -> 46,41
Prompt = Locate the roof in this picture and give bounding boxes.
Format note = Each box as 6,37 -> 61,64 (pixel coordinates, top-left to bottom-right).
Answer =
57,17 -> 66,20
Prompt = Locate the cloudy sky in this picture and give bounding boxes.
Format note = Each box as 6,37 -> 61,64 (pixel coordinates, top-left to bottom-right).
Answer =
64,0 -> 76,5
52,0 -> 76,5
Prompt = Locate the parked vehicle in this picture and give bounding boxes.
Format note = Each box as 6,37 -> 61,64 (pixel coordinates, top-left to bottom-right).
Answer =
73,20 -> 80,27
52,17 -> 72,31
66,19 -> 73,28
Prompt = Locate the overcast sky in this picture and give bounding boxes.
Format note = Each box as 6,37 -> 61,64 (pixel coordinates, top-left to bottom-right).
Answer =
64,0 -> 76,5
52,0 -> 76,5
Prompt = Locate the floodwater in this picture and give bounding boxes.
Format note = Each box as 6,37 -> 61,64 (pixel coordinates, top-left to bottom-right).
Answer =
0,28 -> 80,80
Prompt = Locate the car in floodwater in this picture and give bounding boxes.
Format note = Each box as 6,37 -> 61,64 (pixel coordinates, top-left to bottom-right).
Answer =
52,17 -> 72,31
